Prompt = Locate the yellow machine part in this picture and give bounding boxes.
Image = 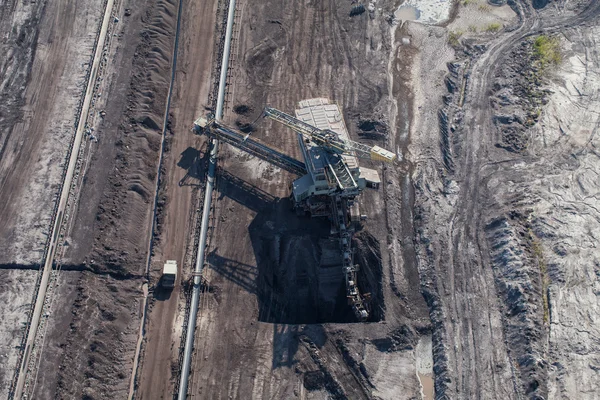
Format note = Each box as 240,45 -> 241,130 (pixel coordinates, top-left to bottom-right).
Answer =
370,146 -> 397,163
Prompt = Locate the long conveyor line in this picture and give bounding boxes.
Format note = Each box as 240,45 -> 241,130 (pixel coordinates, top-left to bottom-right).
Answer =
196,122 -> 307,176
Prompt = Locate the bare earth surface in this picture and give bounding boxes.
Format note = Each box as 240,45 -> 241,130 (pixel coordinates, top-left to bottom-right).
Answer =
0,269 -> 37,399
184,1 -> 431,398
0,0 -> 104,265
1,0 -> 600,399
32,0 -> 181,397
408,0 -> 600,398
537,27 -> 600,398
135,0 -> 218,397
0,0 -> 104,394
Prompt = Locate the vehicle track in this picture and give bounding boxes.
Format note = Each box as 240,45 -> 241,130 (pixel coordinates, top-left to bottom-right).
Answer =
439,0 -> 600,397
9,0 -> 116,398
126,0 -> 185,396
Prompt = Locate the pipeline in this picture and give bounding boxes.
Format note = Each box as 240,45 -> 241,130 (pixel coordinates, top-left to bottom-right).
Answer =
176,0 -> 237,397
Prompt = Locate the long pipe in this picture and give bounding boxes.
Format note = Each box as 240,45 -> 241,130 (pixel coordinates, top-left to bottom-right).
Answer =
177,0 -> 236,397
11,0 -> 116,398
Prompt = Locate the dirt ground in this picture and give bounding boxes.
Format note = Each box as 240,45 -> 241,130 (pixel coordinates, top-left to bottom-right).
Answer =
31,0 -> 181,397
31,271 -> 142,398
134,0 -> 219,397
0,0 -> 105,395
0,0 -> 182,397
0,0 -> 105,265
406,0 -> 600,398
532,26 -> 600,397
180,0 -> 600,398
0,269 -> 37,398
2,0 -> 600,399
183,1 -> 431,398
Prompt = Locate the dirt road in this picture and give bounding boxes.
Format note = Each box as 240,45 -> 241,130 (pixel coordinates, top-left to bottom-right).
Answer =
410,0 -> 600,398
134,0 -> 219,397
0,0 -> 104,265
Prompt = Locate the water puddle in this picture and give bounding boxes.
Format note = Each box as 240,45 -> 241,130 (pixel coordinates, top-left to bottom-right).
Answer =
395,5 -> 419,21
416,335 -> 435,400
418,372 -> 435,400
395,0 -> 452,25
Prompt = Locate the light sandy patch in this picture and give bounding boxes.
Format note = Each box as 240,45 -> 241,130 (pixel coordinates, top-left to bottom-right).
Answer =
0,269 -> 38,398
395,0 -> 453,25
363,343 -> 419,399
526,27 -> 600,400
448,0 -> 517,36
416,335 -> 434,400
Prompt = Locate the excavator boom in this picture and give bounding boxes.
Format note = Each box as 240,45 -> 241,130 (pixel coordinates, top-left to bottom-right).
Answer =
263,106 -> 397,163
194,99 -> 384,322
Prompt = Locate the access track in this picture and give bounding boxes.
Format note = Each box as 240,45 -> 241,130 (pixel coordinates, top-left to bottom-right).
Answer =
9,0 -> 116,398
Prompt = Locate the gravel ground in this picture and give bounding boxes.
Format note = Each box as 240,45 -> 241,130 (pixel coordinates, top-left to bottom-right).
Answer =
0,269 -> 37,399
0,0 -> 105,265
2,0 -> 599,399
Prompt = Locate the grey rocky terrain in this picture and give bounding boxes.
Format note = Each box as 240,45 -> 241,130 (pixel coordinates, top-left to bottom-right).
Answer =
408,1 -> 600,398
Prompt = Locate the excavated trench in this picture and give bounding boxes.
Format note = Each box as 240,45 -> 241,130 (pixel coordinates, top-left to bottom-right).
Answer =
249,199 -> 384,324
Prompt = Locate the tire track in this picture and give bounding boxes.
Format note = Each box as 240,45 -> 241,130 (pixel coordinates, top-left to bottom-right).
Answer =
126,0 -> 185,396
433,0 -> 600,397
9,0 -> 116,398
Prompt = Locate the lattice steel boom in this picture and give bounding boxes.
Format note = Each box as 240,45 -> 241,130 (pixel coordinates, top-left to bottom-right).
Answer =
263,106 -> 397,163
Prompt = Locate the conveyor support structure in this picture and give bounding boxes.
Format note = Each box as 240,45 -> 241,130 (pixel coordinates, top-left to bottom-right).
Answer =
195,117 -> 307,176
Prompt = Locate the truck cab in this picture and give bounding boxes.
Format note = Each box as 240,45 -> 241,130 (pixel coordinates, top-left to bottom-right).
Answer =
161,260 -> 178,289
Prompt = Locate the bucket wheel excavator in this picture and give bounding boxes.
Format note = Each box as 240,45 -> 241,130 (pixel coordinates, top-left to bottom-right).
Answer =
194,99 -> 395,320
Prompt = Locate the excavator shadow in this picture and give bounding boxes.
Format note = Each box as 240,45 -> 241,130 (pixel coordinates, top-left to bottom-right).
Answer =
212,167 -> 363,325
178,144 -> 210,187
216,167 -> 277,213
206,249 -> 258,295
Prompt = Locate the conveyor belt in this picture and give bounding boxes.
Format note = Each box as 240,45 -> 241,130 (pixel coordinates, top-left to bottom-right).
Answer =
331,196 -> 369,321
325,153 -> 357,192
202,124 -> 307,176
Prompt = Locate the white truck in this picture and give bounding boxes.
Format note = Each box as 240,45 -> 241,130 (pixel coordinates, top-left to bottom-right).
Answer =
161,260 -> 178,289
